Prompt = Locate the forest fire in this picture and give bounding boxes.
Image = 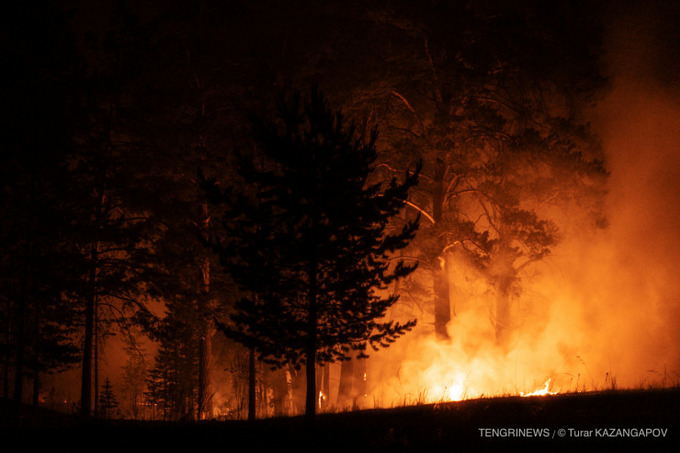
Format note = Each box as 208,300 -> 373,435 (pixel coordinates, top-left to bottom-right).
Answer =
2,2 -> 680,442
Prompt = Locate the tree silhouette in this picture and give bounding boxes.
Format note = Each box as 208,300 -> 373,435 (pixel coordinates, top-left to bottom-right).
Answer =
205,88 -> 420,418
98,377 -> 119,419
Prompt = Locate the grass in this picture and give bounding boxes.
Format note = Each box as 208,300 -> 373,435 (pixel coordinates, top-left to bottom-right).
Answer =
3,386 -> 679,451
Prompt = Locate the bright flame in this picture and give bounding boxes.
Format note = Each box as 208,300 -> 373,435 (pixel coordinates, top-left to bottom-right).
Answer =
520,379 -> 556,397
318,391 -> 326,409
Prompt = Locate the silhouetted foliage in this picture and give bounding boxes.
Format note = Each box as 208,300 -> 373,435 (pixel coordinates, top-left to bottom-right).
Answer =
205,88 -> 421,417
98,377 -> 119,419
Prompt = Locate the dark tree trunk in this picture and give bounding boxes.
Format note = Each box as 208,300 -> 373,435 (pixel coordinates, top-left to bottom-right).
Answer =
305,259 -> 318,420
31,289 -> 41,408
197,205 -> 213,420
81,193 -> 102,419
432,158 -> 451,340
198,328 -> 211,419
93,297 -> 99,417
80,244 -> 97,417
32,370 -> 39,408
2,348 -> 8,399
3,292 -> 10,399
14,177 -> 35,418
13,282 -> 26,414
247,346 -> 256,421
80,243 -> 97,418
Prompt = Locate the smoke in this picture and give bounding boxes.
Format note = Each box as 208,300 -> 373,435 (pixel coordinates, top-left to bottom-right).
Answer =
362,0 -> 680,406
581,0 -> 680,386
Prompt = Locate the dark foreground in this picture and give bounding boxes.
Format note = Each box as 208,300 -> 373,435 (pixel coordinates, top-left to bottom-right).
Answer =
2,388 -> 679,452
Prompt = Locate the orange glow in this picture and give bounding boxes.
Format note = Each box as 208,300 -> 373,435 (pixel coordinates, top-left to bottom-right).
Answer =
354,18 -> 680,406
361,197 -> 680,408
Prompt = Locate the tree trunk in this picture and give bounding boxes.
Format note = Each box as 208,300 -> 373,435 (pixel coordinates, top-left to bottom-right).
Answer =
81,193 -> 102,419
314,363 -> 331,411
93,296 -> 99,417
433,257 -> 451,340
31,287 -> 41,408
13,282 -> 26,413
432,158 -> 451,340
247,346 -> 256,421
305,259 -> 318,420
197,205 -> 213,420
15,177 -> 35,418
32,370 -> 39,408
337,357 -> 354,408
3,292 -> 10,399
495,274 -> 513,346
289,364 -> 305,414
493,234 -> 515,347
80,243 -> 97,418
198,329 -> 211,419
2,347 -> 8,399
354,358 -> 367,409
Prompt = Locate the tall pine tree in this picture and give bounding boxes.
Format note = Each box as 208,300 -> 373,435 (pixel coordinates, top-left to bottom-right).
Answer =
205,88 -> 420,418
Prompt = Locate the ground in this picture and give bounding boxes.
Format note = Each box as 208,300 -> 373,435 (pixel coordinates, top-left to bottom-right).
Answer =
2,388 -> 679,451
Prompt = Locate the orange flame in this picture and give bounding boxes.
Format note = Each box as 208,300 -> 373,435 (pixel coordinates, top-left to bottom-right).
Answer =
520,379 -> 556,397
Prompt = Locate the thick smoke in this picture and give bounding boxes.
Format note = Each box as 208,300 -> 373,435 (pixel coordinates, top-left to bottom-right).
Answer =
581,0 -> 680,387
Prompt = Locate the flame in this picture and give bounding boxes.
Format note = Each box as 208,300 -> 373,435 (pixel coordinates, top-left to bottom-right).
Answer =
520,379 -> 556,397
318,390 -> 326,409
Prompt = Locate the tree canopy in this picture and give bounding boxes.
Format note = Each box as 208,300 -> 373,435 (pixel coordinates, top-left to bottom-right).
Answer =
206,88 -> 420,417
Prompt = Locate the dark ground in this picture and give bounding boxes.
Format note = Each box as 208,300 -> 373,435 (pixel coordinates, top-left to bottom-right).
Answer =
2,388 -> 679,452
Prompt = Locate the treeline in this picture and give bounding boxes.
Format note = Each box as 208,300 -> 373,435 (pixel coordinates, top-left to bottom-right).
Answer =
1,0 -> 609,421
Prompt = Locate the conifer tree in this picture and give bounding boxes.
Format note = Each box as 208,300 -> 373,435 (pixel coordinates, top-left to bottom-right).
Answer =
144,297 -> 200,421
98,377 -> 119,419
206,88 -> 420,418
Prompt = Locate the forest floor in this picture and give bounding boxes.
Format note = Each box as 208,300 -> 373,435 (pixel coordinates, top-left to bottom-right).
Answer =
2,387 -> 680,452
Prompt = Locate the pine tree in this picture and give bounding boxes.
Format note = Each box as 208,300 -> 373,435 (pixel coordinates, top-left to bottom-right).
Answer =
98,377 -> 119,419
206,88 -> 420,418
144,296 -> 201,421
